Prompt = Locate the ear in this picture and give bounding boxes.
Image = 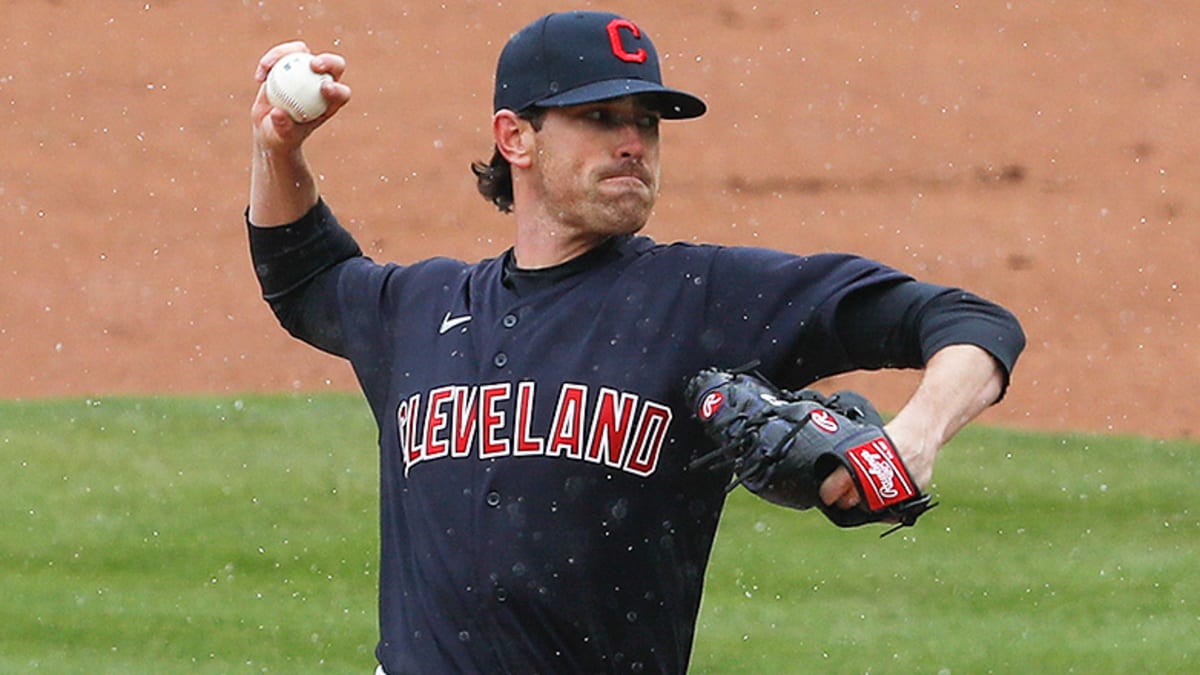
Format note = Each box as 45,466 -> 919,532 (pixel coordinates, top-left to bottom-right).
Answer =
493,110 -> 534,169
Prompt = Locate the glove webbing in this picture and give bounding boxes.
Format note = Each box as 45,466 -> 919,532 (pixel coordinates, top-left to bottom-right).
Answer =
688,404 -> 814,495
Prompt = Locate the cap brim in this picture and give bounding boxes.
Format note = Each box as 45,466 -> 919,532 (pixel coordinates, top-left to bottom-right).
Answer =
535,79 -> 706,119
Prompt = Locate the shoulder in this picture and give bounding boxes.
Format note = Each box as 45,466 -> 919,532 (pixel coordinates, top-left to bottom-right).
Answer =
627,236 -> 905,282
353,252 -> 494,278
336,254 -> 490,298
404,255 -> 480,276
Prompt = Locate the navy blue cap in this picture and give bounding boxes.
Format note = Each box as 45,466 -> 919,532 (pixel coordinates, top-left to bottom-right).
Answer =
493,11 -> 706,119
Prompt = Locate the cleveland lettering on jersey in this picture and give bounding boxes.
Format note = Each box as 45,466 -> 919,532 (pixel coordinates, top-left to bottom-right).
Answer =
397,381 -> 673,477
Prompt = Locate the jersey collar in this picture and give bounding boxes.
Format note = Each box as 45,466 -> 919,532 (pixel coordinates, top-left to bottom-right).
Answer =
502,235 -> 633,295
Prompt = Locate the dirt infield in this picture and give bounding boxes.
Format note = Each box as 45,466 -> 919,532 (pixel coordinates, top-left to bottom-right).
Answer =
3,2 -> 1197,438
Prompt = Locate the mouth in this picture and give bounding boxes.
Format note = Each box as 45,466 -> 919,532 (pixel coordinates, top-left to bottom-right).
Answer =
601,174 -> 648,188
598,165 -> 653,189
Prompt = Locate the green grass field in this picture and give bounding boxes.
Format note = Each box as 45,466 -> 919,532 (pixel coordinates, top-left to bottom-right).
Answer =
2,394 -> 1196,673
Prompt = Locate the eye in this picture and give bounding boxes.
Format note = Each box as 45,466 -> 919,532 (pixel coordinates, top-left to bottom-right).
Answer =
580,108 -> 659,131
583,109 -> 626,128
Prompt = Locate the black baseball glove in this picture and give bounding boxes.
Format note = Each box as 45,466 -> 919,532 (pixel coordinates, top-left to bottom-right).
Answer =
685,363 -> 936,536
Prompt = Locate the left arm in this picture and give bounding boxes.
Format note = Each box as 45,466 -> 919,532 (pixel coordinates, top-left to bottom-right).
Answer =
811,275 -> 1024,511
819,343 -> 1005,509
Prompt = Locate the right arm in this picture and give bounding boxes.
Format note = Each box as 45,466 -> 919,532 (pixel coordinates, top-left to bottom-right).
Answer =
247,41 -> 351,226
246,42 -> 360,356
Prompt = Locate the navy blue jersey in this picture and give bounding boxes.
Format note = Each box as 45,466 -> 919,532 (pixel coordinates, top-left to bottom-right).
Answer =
248,200 -> 1023,674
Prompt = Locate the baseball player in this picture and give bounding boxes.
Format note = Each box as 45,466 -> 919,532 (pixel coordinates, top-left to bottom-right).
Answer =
246,11 -> 1024,674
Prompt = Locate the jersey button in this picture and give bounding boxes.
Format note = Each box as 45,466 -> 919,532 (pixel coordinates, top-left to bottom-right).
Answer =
493,352 -> 508,368
494,586 -> 509,603
485,490 -> 501,507
502,313 -> 518,328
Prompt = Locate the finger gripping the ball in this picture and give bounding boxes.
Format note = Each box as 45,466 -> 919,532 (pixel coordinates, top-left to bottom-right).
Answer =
266,52 -> 333,122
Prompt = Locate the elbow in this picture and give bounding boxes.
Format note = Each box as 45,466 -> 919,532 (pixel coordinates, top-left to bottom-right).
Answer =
266,296 -> 348,358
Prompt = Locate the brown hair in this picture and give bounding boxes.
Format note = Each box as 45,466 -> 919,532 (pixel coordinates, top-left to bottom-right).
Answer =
471,108 -> 546,213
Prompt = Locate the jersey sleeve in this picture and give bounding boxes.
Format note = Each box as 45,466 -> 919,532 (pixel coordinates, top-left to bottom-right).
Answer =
834,280 -> 1026,396
246,199 -> 364,357
699,246 -> 913,384
247,199 -> 475,410
699,246 -> 1023,391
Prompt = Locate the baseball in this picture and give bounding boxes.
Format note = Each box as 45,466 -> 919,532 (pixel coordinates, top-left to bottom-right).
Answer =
265,52 -> 332,122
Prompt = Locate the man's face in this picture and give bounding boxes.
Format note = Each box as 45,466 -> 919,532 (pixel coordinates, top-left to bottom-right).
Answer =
525,96 -> 662,237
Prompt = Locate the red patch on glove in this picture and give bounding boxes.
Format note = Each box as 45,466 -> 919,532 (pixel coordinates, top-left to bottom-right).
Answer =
845,436 -> 917,511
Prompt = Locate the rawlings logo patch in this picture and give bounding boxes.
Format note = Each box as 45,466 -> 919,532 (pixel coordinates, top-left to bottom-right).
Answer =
845,437 -> 916,510
699,391 -> 724,420
809,409 -> 840,434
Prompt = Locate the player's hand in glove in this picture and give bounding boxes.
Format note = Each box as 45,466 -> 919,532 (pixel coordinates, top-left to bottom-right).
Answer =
685,363 -> 936,536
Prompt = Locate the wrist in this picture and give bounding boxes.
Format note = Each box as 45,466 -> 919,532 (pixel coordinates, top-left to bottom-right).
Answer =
249,142 -> 318,226
883,416 -> 939,489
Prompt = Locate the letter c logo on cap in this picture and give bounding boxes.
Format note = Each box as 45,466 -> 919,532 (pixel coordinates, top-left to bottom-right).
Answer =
607,18 -> 648,63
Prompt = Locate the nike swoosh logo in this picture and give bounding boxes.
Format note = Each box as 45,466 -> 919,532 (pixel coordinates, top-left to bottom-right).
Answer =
439,311 -> 473,334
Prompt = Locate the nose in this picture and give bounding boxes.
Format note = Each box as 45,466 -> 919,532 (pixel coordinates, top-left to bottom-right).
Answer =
615,122 -> 648,159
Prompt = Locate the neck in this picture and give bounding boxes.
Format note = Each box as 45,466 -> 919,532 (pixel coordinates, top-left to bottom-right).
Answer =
511,209 -> 613,269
